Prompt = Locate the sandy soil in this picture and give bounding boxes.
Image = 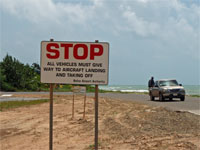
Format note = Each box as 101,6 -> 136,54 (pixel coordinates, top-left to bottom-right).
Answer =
0,94 -> 200,150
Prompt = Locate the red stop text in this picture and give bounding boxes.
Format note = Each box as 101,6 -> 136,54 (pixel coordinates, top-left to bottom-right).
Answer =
46,43 -> 103,60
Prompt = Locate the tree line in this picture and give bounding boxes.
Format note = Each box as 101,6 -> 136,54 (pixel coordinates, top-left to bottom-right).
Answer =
0,54 -> 42,91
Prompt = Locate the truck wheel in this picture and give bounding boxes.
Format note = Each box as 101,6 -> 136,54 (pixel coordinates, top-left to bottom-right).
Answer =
180,96 -> 185,101
159,93 -> 164,101
150,94 -> 154,101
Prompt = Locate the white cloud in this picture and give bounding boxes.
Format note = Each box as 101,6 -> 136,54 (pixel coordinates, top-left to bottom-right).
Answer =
0,0 -> 106,25
115,0 -> 199,59
135,0 -> 152,3
1,0 -> 62,24
122,8 -> 160,37
1,0 -> 199,49
1,0 -> 199,30
1,0 -> 198,45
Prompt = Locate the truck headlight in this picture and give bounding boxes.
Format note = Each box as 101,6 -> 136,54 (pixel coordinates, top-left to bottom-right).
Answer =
163,89 -> 170,93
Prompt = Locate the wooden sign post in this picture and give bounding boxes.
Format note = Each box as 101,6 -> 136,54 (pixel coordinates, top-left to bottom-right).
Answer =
71,86 -> 87,119
95,85 -> 99,150
72,93 -> 75,119
94,40 -> 99,150
49,39 -> 54,150
49,83 -> 54,150
83,91 -> 86,119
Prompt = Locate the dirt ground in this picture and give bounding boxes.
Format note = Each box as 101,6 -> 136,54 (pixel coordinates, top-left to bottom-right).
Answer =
0,94 -> 200,150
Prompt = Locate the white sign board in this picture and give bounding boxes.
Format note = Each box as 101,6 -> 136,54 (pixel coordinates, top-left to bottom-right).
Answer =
72,86 -> 86,93
41,41 -> 109,85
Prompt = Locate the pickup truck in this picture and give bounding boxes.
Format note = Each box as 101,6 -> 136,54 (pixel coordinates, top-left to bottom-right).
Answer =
149,79 -> 185,101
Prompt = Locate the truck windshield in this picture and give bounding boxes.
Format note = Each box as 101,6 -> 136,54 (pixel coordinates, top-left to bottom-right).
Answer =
159,80 -> 178,86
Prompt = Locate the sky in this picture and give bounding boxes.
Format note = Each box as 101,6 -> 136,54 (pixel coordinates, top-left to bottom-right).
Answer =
0,0 -> 199,85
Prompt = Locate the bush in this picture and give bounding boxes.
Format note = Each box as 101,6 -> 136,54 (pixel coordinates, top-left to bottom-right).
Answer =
0,54 -> 41,91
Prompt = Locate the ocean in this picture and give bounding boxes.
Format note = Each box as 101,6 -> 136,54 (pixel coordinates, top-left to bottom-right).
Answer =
99,85 -> 200,96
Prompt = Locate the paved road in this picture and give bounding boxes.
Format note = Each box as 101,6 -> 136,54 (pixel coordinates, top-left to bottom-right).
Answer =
99,93 -> 200,115
1,92 -> 199,115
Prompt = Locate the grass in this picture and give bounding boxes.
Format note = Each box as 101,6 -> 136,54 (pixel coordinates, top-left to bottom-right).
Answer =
87,142 -> 102,150
40,85 -> 110,93
189,95 -> 200,98
0,99 -> 49,111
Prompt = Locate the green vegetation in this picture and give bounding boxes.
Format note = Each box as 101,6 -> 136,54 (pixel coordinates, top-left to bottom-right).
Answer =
189,95 -> 200,98
87,142 -> 102,150
0,54 -> 42,91
0,99 -> 49,111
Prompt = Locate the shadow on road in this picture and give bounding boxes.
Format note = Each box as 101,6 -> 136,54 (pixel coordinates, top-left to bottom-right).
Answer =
148,99 -> 182,103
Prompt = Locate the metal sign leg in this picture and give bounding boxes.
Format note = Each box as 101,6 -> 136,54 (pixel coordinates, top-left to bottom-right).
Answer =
83,94 -> 86,119
49,84 -> 54,150
72,93 -> 74,119
95,85 -> 99,150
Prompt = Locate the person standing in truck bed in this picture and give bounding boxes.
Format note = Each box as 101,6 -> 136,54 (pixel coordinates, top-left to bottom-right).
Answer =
148,77 -> 155,88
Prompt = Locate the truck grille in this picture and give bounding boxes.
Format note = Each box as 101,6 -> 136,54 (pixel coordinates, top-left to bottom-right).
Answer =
170,89 -> 180,93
